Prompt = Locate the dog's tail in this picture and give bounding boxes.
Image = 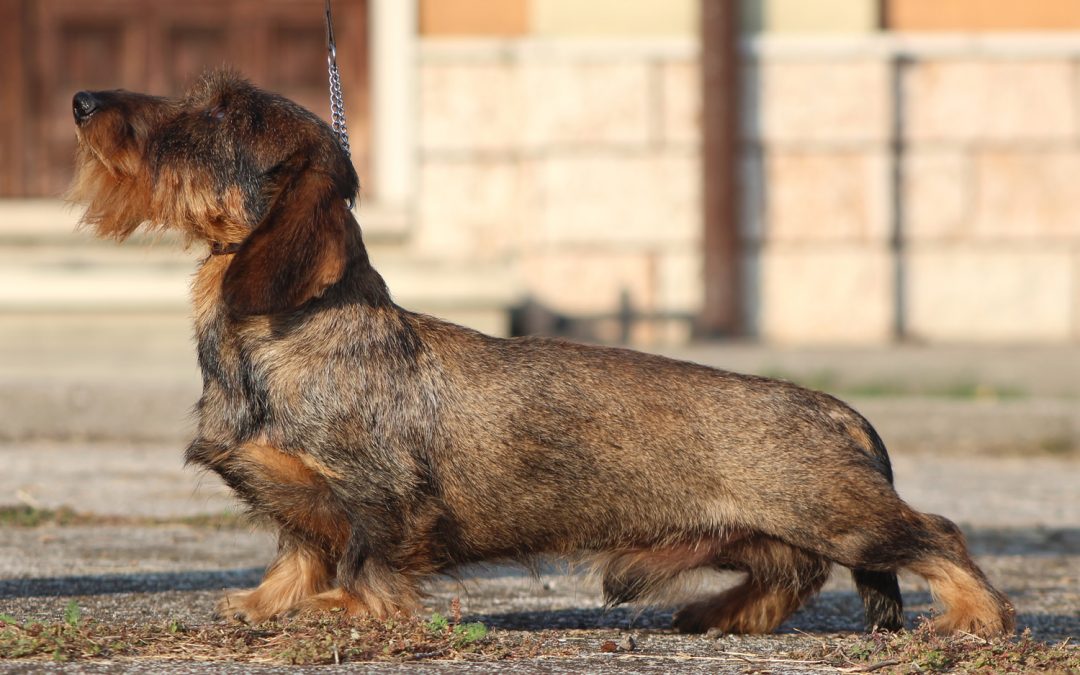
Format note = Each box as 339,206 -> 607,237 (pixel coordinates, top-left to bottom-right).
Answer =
850,421 -> 904,631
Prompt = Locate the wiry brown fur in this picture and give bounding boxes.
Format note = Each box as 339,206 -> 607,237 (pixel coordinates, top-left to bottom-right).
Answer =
69,69 -> 1015,637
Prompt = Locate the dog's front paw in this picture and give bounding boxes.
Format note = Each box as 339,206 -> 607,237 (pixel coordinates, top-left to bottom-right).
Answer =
214,590 -> 275,624
288,588 -> 369,619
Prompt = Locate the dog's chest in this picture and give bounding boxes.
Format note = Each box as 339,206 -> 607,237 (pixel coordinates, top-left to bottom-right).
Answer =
192,310 -> 371,442
193,318 -> 272,441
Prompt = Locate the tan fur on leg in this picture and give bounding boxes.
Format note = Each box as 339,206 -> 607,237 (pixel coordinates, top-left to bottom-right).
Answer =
290,584 -> 419,620
674,538 -> 831,634
674,579 -> 798,634
218,545 -> 333,623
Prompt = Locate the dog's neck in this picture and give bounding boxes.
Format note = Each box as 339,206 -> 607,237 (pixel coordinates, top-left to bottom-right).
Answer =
337,225 -> 394,309
194,236 -> 393,338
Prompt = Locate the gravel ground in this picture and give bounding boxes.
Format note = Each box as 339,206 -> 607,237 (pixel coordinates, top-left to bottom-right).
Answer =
0,445 -> 1077,672
0,526 -> 1076,673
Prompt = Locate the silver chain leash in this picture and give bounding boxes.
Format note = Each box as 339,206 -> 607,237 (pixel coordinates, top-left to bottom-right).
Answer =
325,0 -> 351,158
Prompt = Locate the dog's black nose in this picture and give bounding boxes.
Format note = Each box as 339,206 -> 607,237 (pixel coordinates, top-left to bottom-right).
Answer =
73,91 -> 99,124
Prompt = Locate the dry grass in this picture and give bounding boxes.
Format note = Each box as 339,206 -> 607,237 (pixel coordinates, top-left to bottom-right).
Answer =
0,600 -> 520,665
791,620 -> 1077,673
0,507 -> 1075,671
3,603 -> 1075,671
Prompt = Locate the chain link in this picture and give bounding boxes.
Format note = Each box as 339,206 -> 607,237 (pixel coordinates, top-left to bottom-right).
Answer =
327,57 -> 351,158
325,1 -> 355,208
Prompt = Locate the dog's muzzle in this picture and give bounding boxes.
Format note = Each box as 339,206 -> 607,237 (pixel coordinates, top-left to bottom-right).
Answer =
73,91 -> 100,125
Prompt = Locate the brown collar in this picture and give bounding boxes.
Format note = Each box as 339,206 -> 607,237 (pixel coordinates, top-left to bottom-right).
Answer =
210,241 -> 241,256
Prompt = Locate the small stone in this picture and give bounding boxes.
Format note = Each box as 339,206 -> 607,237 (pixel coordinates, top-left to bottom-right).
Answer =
706,627 -> 725,639
600,640 -> 618,653
620,635 -> 636,651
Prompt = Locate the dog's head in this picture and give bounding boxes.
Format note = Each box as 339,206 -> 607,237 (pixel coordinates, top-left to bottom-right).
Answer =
69,69 -> 359,314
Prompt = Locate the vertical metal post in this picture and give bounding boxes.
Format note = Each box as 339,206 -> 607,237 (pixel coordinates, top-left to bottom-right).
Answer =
698,0 -> 743,337
889,54 -> 909,341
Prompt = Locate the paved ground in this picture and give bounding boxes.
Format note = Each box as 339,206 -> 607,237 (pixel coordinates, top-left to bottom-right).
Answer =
0,443 -> 1077,672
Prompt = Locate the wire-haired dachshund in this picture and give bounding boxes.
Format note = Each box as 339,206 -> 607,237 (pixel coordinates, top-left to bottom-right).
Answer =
68,69 -> 1013,637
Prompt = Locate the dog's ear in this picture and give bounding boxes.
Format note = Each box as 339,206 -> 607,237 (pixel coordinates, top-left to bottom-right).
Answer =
222,153 -> 349,315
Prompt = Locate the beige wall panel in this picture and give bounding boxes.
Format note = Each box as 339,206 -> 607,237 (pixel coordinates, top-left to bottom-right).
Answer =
758,245 -> 894,344
743,0 -> 879,33
905,60 -> 1076,143
907,246 -> 1074,342
532,0 -> 696,36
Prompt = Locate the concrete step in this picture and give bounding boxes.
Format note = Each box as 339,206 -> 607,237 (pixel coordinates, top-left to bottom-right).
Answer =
0,198 -> 411,244
0,199 -> 522,336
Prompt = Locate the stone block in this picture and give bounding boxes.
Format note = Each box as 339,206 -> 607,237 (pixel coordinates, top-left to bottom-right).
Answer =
519,250 -> 655,316
762,150 -> 890,243
904,60 -> 1076,143
531,153 -> 700,247
660,60 -> 701,146
757,244 -> 894,344
522,62 -> 651,148
1074,252 -> 1080,340
657,247 -> 703,314
903,150 -> 971,241
906,246 -> 1073,342
747,60 -> 889,144
973,150 -> 1080,240
520,247 -> 698,345
415,158 -> 533,261
419,62 -> 524,151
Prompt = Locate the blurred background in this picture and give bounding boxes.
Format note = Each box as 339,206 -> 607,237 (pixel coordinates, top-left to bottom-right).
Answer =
1,3 -> 1077,648
0,0 -> 1079,442
3,0 -> 1080,345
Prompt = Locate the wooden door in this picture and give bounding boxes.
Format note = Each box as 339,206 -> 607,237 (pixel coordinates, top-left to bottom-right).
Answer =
1,0 -> 368,197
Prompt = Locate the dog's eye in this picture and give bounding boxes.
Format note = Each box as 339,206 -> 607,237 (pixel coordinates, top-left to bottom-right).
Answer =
206,106 -> 226,121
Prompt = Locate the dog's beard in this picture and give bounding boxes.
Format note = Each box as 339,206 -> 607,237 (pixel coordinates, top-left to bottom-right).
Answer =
67,143 -> 155,241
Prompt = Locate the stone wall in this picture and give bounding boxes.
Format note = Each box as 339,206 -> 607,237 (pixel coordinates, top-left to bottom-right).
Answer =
748,36 -> 1080,343
417,40 -> 701,343
416,36 -> 1080,344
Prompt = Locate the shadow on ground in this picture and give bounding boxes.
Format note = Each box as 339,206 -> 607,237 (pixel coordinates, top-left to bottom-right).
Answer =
1,526 -> 1075,642
0,568 -> 263,599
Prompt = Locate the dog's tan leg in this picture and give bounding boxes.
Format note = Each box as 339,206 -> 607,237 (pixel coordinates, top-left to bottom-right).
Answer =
286,531 -> 427,620
218,542 -> 333,623
290,583 -> 419,620
673,539 -> 831,634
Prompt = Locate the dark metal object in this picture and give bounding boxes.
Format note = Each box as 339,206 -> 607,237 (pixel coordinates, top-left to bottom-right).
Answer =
325,0 -> 351,158
889,54 -> 911,340
698,0 -> 743,337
